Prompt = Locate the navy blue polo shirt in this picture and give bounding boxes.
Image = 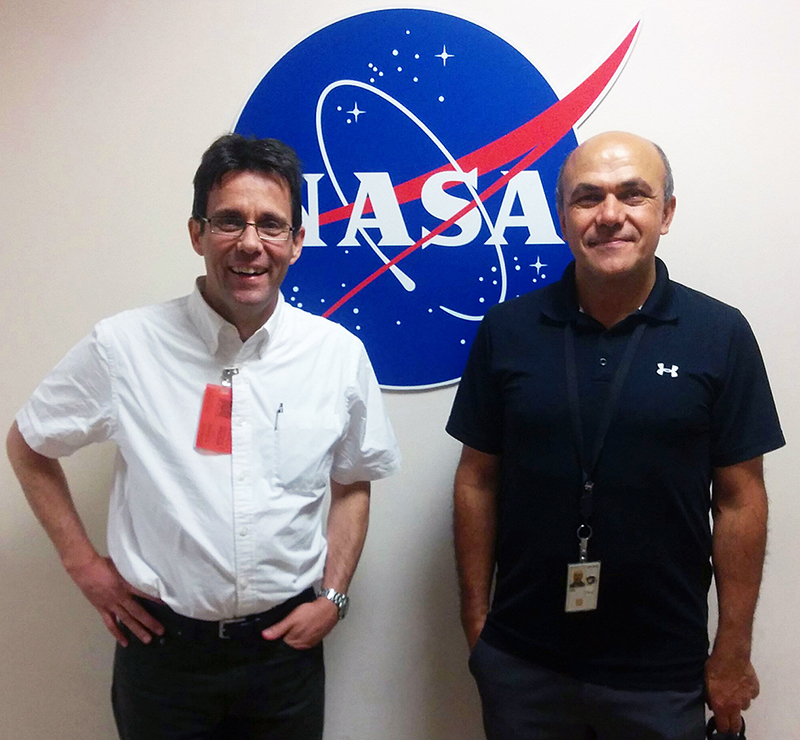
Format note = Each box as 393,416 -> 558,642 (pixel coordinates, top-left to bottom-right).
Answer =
447,258 -> 784,691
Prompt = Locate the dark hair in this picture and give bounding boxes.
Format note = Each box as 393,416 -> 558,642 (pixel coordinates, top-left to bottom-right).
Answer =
555,137 -> 674,213
192,134 -> 303,231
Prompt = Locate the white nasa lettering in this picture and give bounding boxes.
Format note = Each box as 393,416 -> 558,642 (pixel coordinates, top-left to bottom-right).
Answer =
420,169 -> 482,246
337,172 -> 414,247
486,170 -> 564,246
303,169 -> 564,249
301,174 -> 325,246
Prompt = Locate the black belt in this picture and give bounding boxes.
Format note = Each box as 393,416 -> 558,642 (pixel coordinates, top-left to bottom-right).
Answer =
136,588 -> 316,641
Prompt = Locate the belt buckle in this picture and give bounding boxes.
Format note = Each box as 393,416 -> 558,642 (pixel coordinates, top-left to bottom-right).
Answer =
218,617 -> 247,639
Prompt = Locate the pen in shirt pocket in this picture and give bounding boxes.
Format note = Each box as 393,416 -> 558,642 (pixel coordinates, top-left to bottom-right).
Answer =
274,403 -> 284,430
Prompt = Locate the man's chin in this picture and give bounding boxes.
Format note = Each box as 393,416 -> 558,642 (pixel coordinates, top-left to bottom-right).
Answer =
224,288 -> 279,316
583,256 -> 650,281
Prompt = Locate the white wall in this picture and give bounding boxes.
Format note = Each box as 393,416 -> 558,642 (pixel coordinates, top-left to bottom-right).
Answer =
2,1 -> 798,737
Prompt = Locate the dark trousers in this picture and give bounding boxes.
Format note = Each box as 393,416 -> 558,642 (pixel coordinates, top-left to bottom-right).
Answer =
112,593 -> 324,740
469,638 -> 705,740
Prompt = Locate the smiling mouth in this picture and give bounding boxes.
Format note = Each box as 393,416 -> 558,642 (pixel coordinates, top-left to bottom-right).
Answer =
588,237 -> 632,248
230,267 -> 267,276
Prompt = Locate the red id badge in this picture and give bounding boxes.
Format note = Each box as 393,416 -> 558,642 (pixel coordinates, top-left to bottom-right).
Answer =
195,384 -> 232,454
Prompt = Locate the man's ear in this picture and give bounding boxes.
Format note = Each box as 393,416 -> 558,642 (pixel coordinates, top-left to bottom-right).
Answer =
189,217 -> 203,256
557,207 -> 566,237
660,196 -> 677,236
289,225 -> 305,266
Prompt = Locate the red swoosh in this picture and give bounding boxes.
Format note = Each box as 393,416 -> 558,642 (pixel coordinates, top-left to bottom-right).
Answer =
322,23 -> 639,317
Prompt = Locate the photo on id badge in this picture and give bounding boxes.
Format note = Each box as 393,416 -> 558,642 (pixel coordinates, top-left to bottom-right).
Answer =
565,562 -> 601,612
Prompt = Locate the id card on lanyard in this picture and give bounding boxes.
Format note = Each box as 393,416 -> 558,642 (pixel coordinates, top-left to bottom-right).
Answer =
563,321 -> 645,612
195,367 -> 239,454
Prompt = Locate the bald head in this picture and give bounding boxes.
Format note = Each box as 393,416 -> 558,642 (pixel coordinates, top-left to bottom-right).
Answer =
556,132 -> 673,213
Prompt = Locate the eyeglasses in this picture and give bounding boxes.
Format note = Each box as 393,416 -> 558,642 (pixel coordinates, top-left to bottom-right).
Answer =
201,215 -> 296,243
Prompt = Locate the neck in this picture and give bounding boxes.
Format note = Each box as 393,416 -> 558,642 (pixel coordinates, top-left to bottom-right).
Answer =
575,265 -> 656,329
199,282 -> 276,342
232,311 -> 272,342
229,297 -> 278,341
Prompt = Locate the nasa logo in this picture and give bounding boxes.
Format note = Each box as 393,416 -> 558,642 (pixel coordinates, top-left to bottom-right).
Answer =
236,9 -> 637,389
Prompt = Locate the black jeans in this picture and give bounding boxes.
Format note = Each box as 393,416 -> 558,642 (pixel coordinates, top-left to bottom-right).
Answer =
112,596 -> 324,740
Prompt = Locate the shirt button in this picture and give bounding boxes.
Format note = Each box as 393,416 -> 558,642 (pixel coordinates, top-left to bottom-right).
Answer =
236,418 -> 246,427
239,527 -> 248,537
239,578 -> 248,589
599,357 -> 607,366
238,472 -> 246,482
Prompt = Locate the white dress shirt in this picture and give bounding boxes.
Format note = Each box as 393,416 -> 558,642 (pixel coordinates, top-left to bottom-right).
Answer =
17,282 -> 400,620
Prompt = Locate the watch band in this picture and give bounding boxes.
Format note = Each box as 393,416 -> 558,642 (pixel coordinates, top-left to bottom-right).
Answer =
318,588 -> 349,619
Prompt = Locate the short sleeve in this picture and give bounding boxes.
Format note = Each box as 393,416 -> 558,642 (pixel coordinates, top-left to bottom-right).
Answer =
16,325 -> 116,458
446,314 -> 504,454
710,311 -> 785,467
330,342 -> 401,485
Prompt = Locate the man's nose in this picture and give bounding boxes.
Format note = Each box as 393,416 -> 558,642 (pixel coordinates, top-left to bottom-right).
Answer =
236,223 -> 263,252
596,195 -> 624,226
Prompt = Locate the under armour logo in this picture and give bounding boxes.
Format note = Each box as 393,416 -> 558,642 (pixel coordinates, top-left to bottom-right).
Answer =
656,363 -> 679,377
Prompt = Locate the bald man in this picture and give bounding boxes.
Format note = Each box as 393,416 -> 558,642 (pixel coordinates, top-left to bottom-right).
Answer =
447,132 -> 783,739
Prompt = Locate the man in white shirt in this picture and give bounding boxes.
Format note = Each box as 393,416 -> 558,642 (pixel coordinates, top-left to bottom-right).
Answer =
6,134 -> 401,740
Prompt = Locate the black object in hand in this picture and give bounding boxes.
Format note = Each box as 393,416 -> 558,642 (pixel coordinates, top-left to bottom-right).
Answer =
706,717 -> 746,739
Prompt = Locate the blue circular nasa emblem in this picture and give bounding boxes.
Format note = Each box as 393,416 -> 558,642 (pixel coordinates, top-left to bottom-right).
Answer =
236,9 -> 633,388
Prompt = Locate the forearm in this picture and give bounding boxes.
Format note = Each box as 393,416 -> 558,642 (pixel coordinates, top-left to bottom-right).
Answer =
8,422 -> 164,644
323,479 -> 371,593
6,421 -> 99,575
453,446 -> 499,642
712,488 -> 767,657
454,486 -> 496,630
705,457 -> 768,732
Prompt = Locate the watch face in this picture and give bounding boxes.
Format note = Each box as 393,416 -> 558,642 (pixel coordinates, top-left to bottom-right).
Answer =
321,589 -> 348,618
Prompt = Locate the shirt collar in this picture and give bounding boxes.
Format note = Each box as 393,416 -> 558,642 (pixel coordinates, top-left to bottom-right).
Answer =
187,278 -> 283,359
638,258 -> 677,321
541,257 -> 677,325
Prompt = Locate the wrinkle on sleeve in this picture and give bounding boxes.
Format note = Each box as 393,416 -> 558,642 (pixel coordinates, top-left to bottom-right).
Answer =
16,324 -> 117,458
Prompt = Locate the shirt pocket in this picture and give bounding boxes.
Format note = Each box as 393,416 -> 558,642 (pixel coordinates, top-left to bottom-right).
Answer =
275,410 -> 343,492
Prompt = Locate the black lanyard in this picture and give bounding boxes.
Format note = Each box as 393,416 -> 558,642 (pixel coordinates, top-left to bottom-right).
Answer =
564,320 -> 646,526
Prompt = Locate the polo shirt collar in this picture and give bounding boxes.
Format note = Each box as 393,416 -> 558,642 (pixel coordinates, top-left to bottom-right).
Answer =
187,278 -> 282,358
639,258 -> 677,321
540,257 -> 677,325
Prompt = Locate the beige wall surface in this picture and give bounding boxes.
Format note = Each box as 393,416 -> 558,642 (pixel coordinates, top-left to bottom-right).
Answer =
2,1 -> 798,737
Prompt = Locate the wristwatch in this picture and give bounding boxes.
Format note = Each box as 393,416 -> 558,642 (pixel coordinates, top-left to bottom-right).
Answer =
318,588 -> 349,619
